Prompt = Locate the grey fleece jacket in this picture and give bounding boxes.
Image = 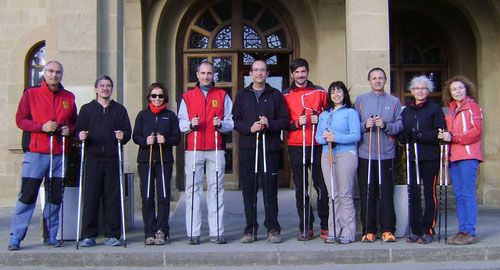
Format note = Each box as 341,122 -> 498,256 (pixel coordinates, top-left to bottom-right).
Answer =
354,90 -> 403,160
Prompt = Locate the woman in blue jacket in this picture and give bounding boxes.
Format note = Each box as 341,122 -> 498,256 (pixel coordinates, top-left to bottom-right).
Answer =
316,81 -> 361,244
133,83 -> 180,245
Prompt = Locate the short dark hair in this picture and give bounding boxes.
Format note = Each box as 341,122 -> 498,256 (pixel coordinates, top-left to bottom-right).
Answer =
289,58 -> 309,73
367,67 -> 387,80
146,82 -> 169,103
94,75 -> 114,88
326,81 -> 353,110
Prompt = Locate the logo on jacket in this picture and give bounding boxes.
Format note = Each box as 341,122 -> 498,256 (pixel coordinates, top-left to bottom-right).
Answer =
212,100 -> 218,107
62,101 -> 68,109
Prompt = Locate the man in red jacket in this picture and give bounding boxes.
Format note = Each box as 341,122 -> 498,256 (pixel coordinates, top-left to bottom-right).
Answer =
8,61 -> 77,251
283,58 -> 329,240
178,61 -> 234,245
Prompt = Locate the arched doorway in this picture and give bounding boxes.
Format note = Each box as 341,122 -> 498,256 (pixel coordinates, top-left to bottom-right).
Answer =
389,13 -> 451,105
175,0 -> 299,190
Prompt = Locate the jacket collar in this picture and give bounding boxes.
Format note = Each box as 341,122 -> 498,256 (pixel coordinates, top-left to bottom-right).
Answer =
290,80 -> 315,91
41,79 -> 64,94
243,82 -> 274,93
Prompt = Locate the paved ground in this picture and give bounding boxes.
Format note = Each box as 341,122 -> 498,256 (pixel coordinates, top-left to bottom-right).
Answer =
0,189 -> 499,268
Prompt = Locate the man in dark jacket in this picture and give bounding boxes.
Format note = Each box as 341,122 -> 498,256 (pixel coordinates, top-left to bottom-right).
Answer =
233,60 -> 289,243
8,61 -> 77,251
75,75 -> 132,247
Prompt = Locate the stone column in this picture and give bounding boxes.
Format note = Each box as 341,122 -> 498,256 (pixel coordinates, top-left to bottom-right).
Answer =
345,0 -> 390,97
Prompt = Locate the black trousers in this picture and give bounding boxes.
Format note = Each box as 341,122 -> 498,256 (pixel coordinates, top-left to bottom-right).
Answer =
357,158 -> 396,234
240,147 -> 280,234
288,145 -> 329,232
138,162 -> 172,238
81,158 -> 121,239
409,159 -> 439,235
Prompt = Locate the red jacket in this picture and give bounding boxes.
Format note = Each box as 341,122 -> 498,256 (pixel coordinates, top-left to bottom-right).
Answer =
445,96 -> 483,162
16,80 -> 77,154
183,86 -> 226,150
283,81 -> 327,146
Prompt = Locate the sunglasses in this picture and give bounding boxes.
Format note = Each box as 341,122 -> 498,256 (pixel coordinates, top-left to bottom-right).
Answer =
150,94 -> 165,99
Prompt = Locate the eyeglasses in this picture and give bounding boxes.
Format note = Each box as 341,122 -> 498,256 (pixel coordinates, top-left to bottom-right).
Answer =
150,94 -> 165,99
412,87 -> 428,91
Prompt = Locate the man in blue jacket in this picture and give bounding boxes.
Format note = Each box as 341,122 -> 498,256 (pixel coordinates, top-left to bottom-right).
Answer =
233,60 -> 289,243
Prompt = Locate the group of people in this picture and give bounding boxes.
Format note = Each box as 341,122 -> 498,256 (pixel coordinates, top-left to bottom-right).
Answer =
7,58 -> 483,250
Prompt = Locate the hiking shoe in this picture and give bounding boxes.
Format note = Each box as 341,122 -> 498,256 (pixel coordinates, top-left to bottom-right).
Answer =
210,236 -> 227,244
418,234 -> 433,244
241,233 -> 256,243
452,232 -> 477,245
267,230 -> 281,244
406,234 -> 420,243
320,229 -> 329,239
297,229 -> 314,241
324,235 -> 336,244
154,230 -> 166,245
361,233 -> 375,242
80,238 -> 96,247
188,236 -> 201,245
46,238 -> 62,248
448,232 -> 465,245
145,237 -> 155,245
382,232 -> 396,242
338,237 -> 352,244
104,237 -> 122,246
7,238 -> 20,251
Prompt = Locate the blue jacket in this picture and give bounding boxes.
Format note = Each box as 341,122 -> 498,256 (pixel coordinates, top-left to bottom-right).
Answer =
315,105 -> 361,154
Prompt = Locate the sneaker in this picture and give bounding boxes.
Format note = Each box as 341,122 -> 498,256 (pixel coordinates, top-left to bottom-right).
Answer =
80,237 -> 96,247
46,238 -> 62,248
188,236 -> 200,245
448,232 -> 465,245
338,237 -> 352,244
267,230 -> 281,244
210,236 -> 227,244
361,233 -> 375,242
320,229 -> 329,239
418,234 -> 433,244
324,235 -> 336,244
406,234 -> 420,243
145,237 -> 155,245
241,233 -> 256,243
382,232 -> 396,242
7,238 -> 20,251
452,232 -> 477,245
297,229 -> 314,241
104,237 -> 122,247
154,230 -> 166,245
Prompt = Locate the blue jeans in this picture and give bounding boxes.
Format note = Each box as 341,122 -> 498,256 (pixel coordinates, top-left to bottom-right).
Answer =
449,159 -> 479,236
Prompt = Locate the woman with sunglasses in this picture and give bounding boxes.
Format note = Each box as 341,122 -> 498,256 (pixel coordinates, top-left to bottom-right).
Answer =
315,81 -> 361,244
133,83 -> 180,245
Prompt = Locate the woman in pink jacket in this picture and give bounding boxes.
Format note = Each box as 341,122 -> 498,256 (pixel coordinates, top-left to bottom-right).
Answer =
438,75 -> 483,245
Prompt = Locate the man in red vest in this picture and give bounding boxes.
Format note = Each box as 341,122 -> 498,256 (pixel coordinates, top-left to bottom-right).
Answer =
178,61 -> 234,245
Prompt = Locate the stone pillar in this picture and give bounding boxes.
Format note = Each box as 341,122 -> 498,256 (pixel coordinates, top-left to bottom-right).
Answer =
345,0 -> 390,97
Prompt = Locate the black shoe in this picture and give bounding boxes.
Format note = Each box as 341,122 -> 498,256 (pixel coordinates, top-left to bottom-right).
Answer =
188,236 -> 201,245
210,236 -> 227,244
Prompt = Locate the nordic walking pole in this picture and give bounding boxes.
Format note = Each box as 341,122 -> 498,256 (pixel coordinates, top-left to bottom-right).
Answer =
261,121 -> 269,243
158,135 -> 167,199
146,133 -> 154,200
117,139 -> 127,248
307,111 -> 316,239
253,122 -> 260,243
414,142 -> 421,186
214,114 -> 220,242
364,122 -> 373,241
301,109 -> 307,242
76,138 -> 85,249
405,142 -> 411,237
376,117 -> 382,243
60,133 -> 66,245
47,131 -> 54,248
189,115 -> 198,244
444,143 -> 449,243
437,143 -> 444,243
328,139 -> 337,242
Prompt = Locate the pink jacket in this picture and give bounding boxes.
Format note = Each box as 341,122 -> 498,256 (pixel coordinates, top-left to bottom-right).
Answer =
445,96 -> 483,162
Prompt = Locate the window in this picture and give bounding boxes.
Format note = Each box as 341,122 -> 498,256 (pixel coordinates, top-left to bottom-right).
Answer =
25,41 -> 46,88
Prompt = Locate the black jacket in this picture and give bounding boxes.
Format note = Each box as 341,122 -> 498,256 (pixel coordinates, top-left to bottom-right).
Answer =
399,99 -> 446,161
133,107 -> 181,164
233,83 -> 289,151
75,100 -> 132,160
